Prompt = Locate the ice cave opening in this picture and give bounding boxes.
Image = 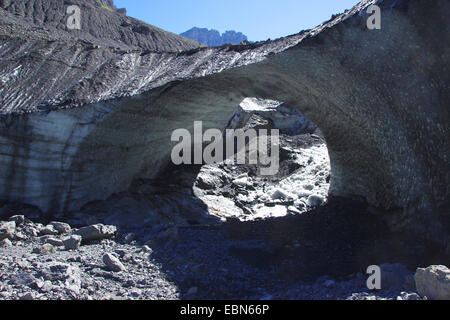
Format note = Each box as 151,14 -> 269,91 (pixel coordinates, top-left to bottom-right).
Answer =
190,97 -> 332,222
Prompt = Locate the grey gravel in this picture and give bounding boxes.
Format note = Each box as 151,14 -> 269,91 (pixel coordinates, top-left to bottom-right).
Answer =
0,213 -> 437,301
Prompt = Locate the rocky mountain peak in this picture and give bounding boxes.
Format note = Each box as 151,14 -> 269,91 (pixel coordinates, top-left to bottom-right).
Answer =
180,27 -> 248,46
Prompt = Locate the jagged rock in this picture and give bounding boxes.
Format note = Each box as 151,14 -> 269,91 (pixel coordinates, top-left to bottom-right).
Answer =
200,195 -> 244,220
0,0 -> 447,250
74,224 -> 117,243
38,225 -> 59,236
36,280 -> 53,293
32,243 -> 55,255
38,235 -> 54,243
44,238 -> 64,247
0,221 -> 15,240
16,222 -> 38,238
103,253 -> 126,272
0,238 -> 12,247
49,222 -> 71,235
415,265 -> 450,300
180,27 -> 247,47
63,235 -> 82,250
8,215 -> 27,226
233,177 -> 253,188
196,171 -> 224,190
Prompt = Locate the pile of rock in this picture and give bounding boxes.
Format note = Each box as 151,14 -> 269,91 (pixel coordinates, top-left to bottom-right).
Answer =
0,213 -> 185,300
0,216 -> 118,255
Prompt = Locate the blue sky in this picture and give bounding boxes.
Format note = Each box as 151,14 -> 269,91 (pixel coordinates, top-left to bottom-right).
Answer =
114,0 -> 361,41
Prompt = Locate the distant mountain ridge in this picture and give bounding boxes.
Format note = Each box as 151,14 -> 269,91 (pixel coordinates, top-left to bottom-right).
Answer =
180,27 -> 248,47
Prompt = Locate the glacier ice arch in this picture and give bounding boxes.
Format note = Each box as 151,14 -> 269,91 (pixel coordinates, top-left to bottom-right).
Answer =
0,0 -> 448,250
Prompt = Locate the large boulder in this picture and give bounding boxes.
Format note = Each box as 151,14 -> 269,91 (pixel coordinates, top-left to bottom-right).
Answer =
74,224 -> 117,243
103,253 -> 126,272
63,235 -> 82,250
0,221 -> 15,240
415,265 -> 450,300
